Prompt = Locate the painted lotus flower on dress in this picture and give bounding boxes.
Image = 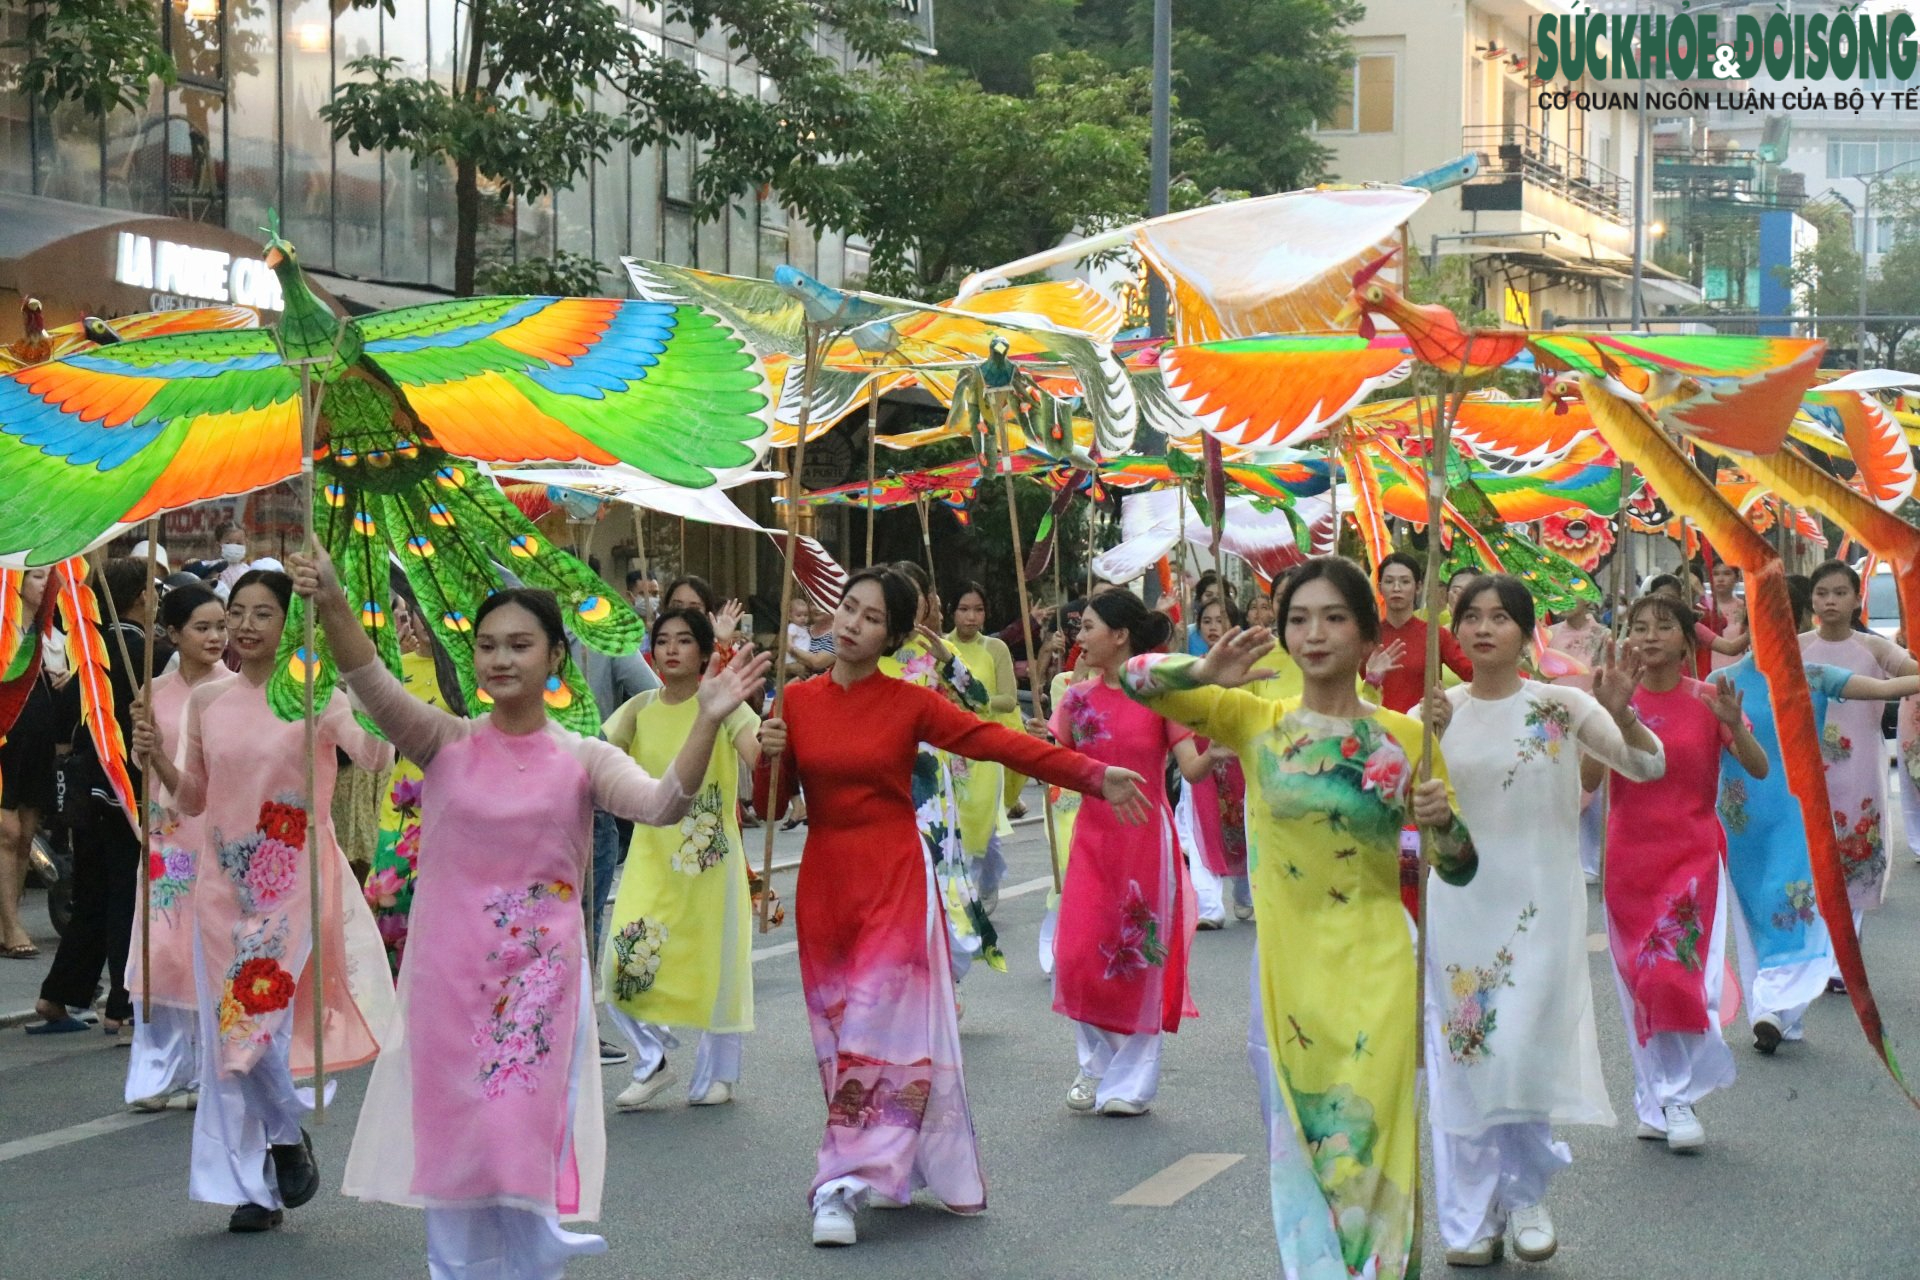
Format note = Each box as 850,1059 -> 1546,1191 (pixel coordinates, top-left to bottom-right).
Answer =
673,784 -> 730,875
1260,715 -> 1412,844
610,916 -> 667,1001
1637,878 -> 1705,972
1100,879 -> 1167,979
1062,686 -> 1110,748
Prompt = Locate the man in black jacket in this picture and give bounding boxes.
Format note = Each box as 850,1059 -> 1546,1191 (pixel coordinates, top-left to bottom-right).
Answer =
30,559 -> 172,1035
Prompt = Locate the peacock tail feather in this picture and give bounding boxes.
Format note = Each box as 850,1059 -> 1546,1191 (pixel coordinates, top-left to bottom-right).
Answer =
52,560 -> 136,824
381,485 -> 485,721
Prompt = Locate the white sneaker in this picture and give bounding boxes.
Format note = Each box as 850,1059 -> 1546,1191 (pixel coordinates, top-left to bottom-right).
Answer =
1444,1235 -> 1502,1266
1232,902 -> 1255,922
1662,1102 -> 1704,1151
811,1192 -> 857,1246
870,1192 -> 908,1210
614,1065 -> 676,1111
1508,1202 -> 1556,1262
129,1094 -> 169,1114
1196,915 -> 1225,931
980,883 -> 999,916
1635,1119 -> 1664,1140
1066,1071 -> 1098,1112
165,1087 -> 199,1111
1098,1098 -> 1149,1117
689,1080 -> 733,1106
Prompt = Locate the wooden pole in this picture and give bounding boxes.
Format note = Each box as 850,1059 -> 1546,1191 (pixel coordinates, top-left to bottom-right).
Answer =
136,524 -> 157,1022
758,324 -> 822,932
989,387 -> 1065,893
864,378 -> 880,567
915,496 -> 937,596
295,361 -> 326,1122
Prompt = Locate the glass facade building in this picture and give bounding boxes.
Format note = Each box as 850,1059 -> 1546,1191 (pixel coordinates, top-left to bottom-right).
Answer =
0,0 -> 875,299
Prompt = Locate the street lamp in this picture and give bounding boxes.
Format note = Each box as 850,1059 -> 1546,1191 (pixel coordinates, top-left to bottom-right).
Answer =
1855,154 -> 1920,366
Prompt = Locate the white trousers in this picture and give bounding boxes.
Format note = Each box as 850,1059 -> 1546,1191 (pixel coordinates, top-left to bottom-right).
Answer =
189,1028 -> 305,1208
1429,1122 -> 1570,1250
609,1010 -> 741,1100
1729,901 -> 1829,1040
1899,753 -> 1920,858
1578,792 -> 1604,880
1073,1021 -> 1161,1108
425,1206 -> 608,1280
1037,906 -> 1058,975
125,1001 -> 198,1104
1609,867 -> 1736,1129
1175,788 -> 1226,924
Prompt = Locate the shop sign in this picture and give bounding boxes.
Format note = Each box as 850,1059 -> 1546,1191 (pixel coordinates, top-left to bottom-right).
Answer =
112,232 -> 284,313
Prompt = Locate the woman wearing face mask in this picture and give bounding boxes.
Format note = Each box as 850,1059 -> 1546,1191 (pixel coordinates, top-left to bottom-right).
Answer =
600,606 -> 763,1110
1179,596 -> 1252,930
1798,559 -> 1916,945
0,566 -> 59,959
755,567 -> 1149,1247
124,584 -> 236,1113
288,551 -> 771,1279
1121,556 -> 1477,1280
1420,576 -> 1664,1266
944,582 -> 1020,912
1605,594 -> 1766,1155
132,569 -> 396,1234
1051,587 -> 1210,1118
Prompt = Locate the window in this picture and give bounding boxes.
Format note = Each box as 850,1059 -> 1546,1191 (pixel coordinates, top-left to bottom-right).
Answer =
1319,55 -> 1396,134
1829,135 -> 1920,179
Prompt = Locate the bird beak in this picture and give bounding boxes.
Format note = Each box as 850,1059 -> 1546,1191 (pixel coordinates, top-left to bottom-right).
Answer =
1333,297 -> 1362,330
263,247 -> 284,269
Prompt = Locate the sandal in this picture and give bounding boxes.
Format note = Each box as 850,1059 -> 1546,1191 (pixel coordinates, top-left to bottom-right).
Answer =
1,943 -> 39,959
25,1016 -> 90,1035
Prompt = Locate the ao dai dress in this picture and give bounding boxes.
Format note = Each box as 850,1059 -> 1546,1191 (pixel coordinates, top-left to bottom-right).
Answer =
172,675 -> 396,1211
946,630 -> 1019,897
338,659 -> 699,1273
1426,682 -> 1661,1251
1604,679 -> 1739,1131
124,667 -> 236,1106
1800,632 -> 1896,915
759,669 -> 1106,1215
1125,654 -> 1476,1280
600,691 -> 758,1099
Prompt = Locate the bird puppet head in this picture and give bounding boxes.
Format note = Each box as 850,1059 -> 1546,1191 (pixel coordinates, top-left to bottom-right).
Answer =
20,297 -> 44,336
1334,249 -> 1400,340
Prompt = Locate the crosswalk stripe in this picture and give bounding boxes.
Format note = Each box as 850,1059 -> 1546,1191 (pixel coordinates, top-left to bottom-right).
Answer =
1112,1153 -> 1247,1206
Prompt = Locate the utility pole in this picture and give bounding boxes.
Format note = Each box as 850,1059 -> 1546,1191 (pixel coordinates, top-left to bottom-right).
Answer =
1148,0 -> 1172,336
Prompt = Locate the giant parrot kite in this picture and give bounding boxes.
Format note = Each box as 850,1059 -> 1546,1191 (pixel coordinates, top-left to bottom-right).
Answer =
0,216 -> 776,735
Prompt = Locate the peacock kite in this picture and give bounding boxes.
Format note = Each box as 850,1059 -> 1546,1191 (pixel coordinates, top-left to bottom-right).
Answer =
0,216 -> 776,734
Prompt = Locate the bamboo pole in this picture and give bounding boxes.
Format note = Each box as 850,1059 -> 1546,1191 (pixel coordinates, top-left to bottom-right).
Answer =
915,496 -> 937,595
864,378 -> 880,566
136,525 -> 157,1022
758,323 -> 822,932
295,361 -> 326,1122
988,387 -> 1064,893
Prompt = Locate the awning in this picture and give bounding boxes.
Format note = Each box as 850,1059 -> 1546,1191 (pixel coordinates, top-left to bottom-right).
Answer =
307,270 -> 452,317
0,191 -> 335,334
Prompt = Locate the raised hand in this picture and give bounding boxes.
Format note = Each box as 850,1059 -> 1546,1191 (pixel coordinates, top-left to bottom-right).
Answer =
1364,637 -> 1407,686
1591,637 -> 1644,721
698,644 -> 772,721
1193,626 -> 1280,688
1701,674 -> 1744,727
713,599 -> 745,647
915,622 -> 951,662
1099,767 -> 1152,824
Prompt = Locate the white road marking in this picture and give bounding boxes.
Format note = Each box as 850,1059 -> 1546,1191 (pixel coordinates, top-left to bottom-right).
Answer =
1112,1153 -> 1247,1206
0,1110 -> 168,1164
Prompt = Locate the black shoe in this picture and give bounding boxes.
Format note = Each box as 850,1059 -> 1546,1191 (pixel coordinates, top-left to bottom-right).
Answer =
270,1129 -> 319,1209
599,1038 -> 630,1066
1827,976 -> 1848,996
228,1202 -> 284,1233
1753,1016 -> 1783,1056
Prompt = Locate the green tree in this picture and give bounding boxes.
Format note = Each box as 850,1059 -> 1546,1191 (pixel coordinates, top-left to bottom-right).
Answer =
841,53 -> 1166,300
6,0 -> 173,116
1069,0 -> 1361,195
321,0 -> 904,295
1778,199 -> 1863,348
932,0 -> 1075,95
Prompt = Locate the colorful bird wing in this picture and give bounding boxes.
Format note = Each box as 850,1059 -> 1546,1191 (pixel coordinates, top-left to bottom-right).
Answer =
0,330 -> 301,567
1652,341 -> 1826,455
1532,333 -> 1823,383
1158,334 -> 1412,450
1450,397 -> 1594,468
1803,391 -> 1916,510
763,358 -> 898,446
623,259 -> 810,357
1469,436 -> 1623,520
764,532 -> 849,614
937,280 -> 1125,342
46,305 -> 261,360
357,296 -> 773,488
53,560 -> 137,826
0,568 -> 20,686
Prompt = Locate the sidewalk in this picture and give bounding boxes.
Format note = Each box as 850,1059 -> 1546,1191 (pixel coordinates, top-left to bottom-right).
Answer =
0,888 -> 56,1027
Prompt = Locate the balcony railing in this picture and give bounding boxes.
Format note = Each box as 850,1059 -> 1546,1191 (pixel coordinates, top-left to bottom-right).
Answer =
1462,125 -> 1630,224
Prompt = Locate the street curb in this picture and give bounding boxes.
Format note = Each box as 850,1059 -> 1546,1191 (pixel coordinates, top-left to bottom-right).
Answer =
2,1008 -> 42,1030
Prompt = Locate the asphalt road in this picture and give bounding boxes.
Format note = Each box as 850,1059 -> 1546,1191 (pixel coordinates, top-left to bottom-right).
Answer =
1,785 -> 1915,1279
